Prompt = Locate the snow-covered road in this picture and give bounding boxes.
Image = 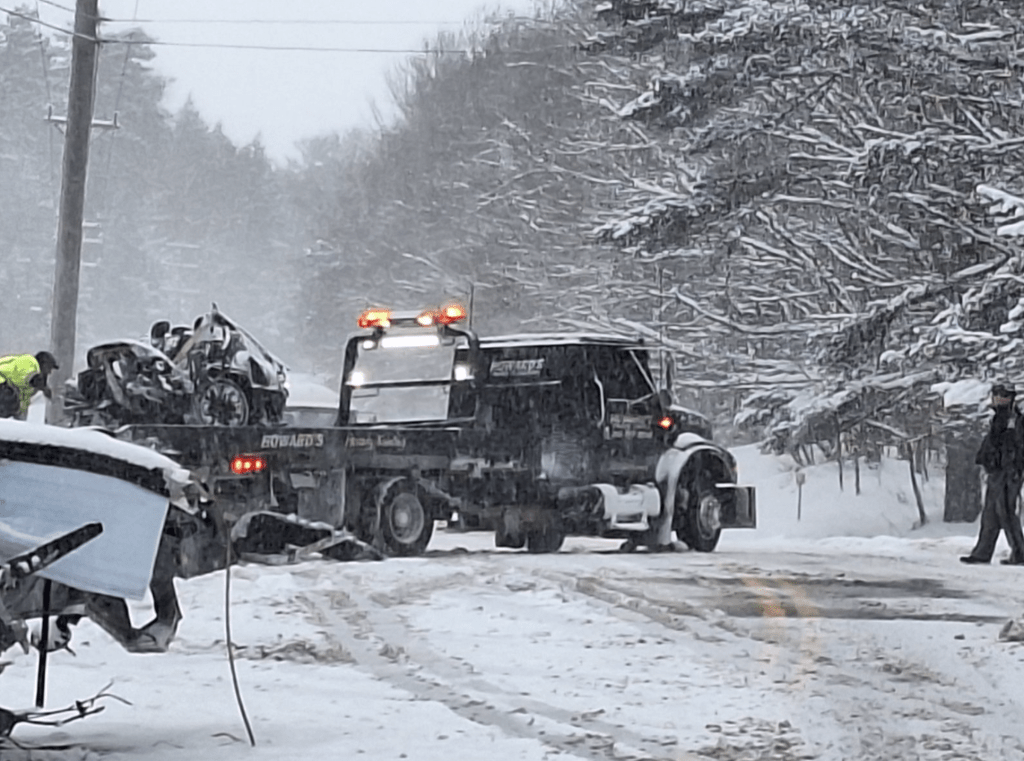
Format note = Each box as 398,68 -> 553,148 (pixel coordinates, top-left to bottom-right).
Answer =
5,526 -> 1024,761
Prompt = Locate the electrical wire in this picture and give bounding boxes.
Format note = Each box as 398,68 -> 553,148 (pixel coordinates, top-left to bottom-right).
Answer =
100,17 -> 473,25
224,534 -> 256,747
101,37 -> 569,54
33,0 -> 57,193
5,8 -> 550,55
2,12 -> 521,54
96,0 -> 137,229
35,0 -> 74,13
0,5 -> 97,41
100,38 -> 508,53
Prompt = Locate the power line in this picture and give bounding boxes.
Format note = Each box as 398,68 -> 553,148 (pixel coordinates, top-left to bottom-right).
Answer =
99,38 -> 532,54
34,0 -> 57,194
0,5 -> 97,40
5,8 -> 558,55
35,0 -> 74,13
97,0 -> 139,226
100,17 -> 475,26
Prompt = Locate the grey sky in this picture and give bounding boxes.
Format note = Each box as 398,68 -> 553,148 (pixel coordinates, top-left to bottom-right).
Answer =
25,0 -> 543,163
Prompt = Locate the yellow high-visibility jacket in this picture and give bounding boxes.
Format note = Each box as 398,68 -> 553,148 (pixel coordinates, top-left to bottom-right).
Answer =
0,354 -> 42,415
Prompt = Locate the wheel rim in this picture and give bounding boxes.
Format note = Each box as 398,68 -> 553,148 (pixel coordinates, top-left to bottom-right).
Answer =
388,492 -> 426,545
697,494 -> 722,538
198,380 -> 248,426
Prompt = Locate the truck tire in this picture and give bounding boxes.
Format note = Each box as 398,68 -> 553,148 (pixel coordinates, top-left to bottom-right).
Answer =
675,473 -> 722,552
526,525 -> 565,554
380,482 -> 434,556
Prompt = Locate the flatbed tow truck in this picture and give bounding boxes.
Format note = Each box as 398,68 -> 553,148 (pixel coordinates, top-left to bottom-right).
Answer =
107,304 -> 755,563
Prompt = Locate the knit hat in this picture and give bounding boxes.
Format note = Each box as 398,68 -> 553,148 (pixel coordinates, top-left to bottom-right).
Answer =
34,351 -> 59,372
991,382 -> 1016,399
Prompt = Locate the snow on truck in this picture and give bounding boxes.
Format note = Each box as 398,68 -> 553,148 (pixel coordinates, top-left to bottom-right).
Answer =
71,304 -> 754,563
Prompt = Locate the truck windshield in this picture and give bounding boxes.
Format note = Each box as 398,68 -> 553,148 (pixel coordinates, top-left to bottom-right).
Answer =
347,336 -> 457,424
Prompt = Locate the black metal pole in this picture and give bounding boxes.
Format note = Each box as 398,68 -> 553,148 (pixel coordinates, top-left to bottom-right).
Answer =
35,579 -> 53,707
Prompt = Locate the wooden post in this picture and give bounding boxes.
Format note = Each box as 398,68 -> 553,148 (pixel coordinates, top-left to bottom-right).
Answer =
854,450 -> 861,496
46,0 -> 100,424
836,418 -> 844,491
796,469 -> 805,521
906,440 -> 927,526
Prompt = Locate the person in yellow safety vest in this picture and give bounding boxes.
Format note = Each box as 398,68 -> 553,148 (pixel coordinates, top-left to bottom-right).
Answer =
0,351 -> 60,420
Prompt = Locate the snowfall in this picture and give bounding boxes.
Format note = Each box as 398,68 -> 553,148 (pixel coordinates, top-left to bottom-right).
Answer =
5,419 -> 1024,760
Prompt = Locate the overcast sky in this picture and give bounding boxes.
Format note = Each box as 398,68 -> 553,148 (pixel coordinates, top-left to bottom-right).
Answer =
20,0 -> 544,164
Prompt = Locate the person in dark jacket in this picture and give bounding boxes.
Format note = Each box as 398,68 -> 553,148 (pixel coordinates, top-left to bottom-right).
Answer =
961,382 -> 1024,565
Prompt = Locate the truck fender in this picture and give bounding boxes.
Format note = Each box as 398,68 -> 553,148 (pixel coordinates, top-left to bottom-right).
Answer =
653,436 -> 734,546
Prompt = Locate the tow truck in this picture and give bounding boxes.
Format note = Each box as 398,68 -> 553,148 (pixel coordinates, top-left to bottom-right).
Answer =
336,304 -> 756,553
106,304 -> 754,561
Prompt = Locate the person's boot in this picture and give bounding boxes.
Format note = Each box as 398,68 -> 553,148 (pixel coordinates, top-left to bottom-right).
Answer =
960,555 -> 990,564
1000,555 -> 1024,565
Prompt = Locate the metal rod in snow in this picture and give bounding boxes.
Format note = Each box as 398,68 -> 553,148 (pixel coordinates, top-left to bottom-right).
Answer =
47,0 -> 100,424
35,579 -> 52,707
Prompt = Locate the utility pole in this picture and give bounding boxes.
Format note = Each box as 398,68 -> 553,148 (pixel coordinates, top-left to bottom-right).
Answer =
46,0 -> 100,424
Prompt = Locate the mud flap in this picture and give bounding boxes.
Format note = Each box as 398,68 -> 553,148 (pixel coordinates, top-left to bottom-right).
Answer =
714,484 -> 757,529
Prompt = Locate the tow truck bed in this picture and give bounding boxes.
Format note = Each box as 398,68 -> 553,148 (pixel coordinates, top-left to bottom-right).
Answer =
114,424 -> 460,474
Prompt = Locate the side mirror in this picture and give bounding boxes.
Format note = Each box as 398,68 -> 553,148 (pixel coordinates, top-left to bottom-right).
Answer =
150,320 -> 170,347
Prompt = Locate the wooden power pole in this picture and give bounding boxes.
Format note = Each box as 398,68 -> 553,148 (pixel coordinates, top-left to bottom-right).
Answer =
46,0 -> 100,424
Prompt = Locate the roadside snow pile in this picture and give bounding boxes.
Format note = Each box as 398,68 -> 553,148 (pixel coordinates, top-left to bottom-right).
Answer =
728,443 -> 963,542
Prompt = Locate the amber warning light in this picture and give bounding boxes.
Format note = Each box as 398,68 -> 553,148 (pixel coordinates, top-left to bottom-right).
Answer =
357,309 -> 392,329
657,416 -> 674,430
359,304 -> 467,329
231,455 -> 266,475
437,303 -> 467,324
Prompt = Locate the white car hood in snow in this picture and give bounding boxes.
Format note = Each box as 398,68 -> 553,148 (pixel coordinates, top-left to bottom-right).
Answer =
0,420 -> 186,599
0,419 -> 189,481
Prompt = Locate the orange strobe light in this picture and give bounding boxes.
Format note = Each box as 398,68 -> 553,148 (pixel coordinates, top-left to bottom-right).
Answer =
357,308 -> 392,329
438,303 -> 467,324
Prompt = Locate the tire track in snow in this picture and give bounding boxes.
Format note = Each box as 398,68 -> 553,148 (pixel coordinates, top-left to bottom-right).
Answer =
294,566 -> 710,761
542,565 -> 1024,760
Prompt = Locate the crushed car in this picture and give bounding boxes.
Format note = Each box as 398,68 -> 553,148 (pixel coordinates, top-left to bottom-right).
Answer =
65,304 -> 289,427
0,419 -> 204,737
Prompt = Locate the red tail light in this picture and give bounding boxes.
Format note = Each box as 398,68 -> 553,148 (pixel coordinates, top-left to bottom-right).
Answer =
231,455 -> 266,475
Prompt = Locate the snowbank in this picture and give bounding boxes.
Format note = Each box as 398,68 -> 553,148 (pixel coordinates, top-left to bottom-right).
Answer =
727,443 -> 963,543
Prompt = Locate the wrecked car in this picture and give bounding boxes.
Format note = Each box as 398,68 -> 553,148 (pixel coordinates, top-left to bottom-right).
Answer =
0,419 -> 201,735
65,305 -> 289,428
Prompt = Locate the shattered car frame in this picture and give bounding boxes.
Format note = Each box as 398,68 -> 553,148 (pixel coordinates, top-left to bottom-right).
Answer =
66,305 -> 289,428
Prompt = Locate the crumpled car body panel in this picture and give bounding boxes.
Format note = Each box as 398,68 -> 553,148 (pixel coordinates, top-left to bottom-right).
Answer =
67,306 -> 288,427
